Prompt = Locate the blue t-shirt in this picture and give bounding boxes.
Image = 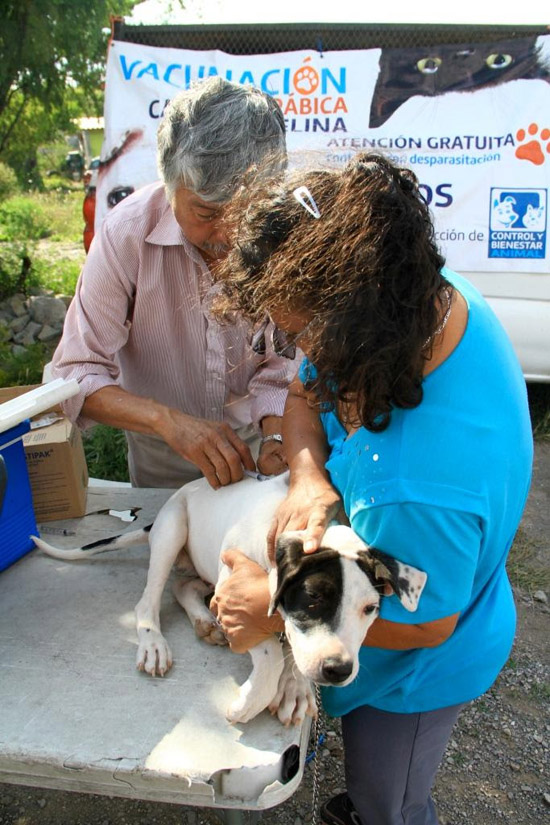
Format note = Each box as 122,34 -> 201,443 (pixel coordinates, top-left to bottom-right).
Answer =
299,270 -> 533,714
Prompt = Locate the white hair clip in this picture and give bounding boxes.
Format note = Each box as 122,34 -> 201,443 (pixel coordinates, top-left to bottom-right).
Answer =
293,185 -> 321,219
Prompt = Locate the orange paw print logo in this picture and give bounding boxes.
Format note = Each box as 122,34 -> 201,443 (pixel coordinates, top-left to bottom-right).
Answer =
293,64 -> 319,95
515,123 -> 550,165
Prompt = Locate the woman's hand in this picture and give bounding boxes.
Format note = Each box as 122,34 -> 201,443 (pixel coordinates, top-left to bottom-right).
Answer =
209,550 -> 284,653
267,478 -> 344,560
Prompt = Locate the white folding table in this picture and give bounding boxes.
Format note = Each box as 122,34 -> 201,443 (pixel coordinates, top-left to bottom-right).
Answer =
0,486 -> 311,821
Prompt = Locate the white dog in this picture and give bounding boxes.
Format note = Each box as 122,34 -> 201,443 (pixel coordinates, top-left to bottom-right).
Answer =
32,472 -> 426,726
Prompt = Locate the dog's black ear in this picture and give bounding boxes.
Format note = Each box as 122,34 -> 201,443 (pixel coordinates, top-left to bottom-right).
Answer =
357,547 -> 427,613
268,534 -> 305,616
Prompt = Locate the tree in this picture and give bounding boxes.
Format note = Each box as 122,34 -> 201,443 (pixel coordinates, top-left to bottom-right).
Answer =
0,0 -> 138,184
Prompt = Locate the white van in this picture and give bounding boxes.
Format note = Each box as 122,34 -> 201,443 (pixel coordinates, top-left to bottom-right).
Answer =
467,271 -> 549,383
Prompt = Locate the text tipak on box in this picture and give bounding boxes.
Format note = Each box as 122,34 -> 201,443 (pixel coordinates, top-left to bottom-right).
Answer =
24,417 -> 88,521
0,383 -> 88,522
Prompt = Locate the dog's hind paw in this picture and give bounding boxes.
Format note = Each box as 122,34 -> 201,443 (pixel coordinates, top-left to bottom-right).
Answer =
136,631 -> 173,676
194,617 -> 228,646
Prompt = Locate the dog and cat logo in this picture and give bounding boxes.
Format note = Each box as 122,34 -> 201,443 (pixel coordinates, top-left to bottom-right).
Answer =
489,188 -> 547,260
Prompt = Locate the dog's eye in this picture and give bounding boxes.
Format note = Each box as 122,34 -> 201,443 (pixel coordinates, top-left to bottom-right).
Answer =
306,591 -> 326,610
363,604 -> 377,615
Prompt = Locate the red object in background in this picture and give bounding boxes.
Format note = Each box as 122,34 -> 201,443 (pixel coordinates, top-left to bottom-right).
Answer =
83,188 -> 96,253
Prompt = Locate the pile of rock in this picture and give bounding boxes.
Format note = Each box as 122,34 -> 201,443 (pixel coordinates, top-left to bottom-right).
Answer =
0,288 -> 71,356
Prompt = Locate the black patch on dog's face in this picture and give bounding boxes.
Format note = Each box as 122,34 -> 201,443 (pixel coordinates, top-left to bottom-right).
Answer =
278,557 -> 343,630
272,538 -> 343,630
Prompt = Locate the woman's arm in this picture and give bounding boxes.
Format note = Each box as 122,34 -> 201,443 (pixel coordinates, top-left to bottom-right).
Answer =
282,374 -> 331,478
268,374 -> 343,555
363,614 -> 459,650
210,550 -> 459,653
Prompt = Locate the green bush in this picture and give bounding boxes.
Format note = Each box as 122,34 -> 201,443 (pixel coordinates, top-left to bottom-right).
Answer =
0,195 -> 52,241
83,425 -> 129,482
35,189 -> 84,242
41,175 -> 82,194
32,255 -> 81,296
0,162 -> 19,202
0,341 -> 52,387
37,141 -> 70,178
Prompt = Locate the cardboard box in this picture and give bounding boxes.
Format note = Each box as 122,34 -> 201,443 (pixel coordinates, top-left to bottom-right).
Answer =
0,385 -> 88,522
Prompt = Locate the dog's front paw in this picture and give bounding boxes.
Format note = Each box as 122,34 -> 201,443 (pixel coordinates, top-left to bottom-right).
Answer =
194,617 -> 227,646
269,665 -> 317,726
136,629 -> 173,677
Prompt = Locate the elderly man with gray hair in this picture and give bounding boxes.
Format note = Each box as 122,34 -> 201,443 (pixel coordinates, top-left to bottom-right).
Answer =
51,77 -> 294,489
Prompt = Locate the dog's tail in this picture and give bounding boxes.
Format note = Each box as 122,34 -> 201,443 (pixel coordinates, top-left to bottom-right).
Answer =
31,525 -> 153,560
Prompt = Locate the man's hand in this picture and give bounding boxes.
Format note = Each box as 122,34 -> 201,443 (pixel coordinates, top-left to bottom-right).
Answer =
257,438 -> 287,477
160,411 -> 256,489
82,386 -> 256,489
257,416 -> 287,477
210,549 -> 284,653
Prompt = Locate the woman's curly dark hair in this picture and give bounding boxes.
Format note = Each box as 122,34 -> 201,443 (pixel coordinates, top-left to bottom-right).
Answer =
216,151 -> 448,431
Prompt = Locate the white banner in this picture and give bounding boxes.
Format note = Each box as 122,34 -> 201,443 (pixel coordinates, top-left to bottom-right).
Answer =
98,36 -> 550,274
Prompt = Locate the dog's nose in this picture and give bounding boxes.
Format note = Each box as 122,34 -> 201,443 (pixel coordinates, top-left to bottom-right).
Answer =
321,658 -> 353,684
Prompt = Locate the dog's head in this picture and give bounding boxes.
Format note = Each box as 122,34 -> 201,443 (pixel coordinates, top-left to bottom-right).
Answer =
267,524 -> 427,687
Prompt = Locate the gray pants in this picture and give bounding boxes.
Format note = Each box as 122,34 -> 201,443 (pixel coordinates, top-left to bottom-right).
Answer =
342,702 -> 463,825
126,426 -> 260,488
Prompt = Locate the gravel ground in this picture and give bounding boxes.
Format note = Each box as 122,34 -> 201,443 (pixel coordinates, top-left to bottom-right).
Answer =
1,444 -> 549,825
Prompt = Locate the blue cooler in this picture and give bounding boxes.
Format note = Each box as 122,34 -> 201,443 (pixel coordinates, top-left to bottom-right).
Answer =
0,419 -> 38,571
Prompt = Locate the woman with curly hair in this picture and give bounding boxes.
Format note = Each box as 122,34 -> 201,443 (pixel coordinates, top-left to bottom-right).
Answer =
211,153 -> 533,825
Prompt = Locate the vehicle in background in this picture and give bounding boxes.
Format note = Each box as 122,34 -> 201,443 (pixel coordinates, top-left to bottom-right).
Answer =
63,150 -> 85,181
83,156 -> 100,190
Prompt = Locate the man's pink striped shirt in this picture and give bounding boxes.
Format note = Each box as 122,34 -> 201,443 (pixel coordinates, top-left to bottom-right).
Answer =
51,182 -> 298,429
